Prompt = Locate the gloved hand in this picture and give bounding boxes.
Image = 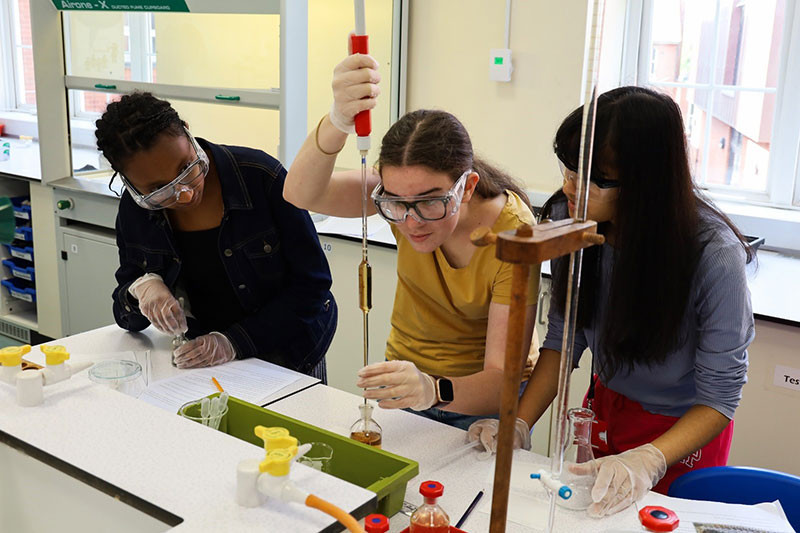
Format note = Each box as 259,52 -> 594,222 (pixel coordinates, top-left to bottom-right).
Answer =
356,360 -> 436,410
329,51 -> 380,134
128,274 -> 187,335
467,418 -> 532,453
173,332 -> 236,369
571,443 -> 667,517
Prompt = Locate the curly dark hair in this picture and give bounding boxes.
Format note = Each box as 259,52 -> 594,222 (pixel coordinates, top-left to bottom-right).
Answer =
95,92 -> 186,173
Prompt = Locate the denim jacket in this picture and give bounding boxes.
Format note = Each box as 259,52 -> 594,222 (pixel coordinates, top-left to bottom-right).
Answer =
112,139 -> 337,374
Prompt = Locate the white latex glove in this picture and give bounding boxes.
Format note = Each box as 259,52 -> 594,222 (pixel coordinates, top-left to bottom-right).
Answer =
173,332 -> 236,369
467,418 -> 532,453
571,443 -> 667,517
329,52 -> 381,134
356,360 -> 436,410
128,274 -> 187,335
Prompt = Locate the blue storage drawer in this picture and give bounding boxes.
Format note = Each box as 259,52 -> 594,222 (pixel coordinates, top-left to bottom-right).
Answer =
4,243 -> 33,262
1,279 -> 36,303
2,258 -> 34,282
10,196 -> 31,220
14,225 -> 33,241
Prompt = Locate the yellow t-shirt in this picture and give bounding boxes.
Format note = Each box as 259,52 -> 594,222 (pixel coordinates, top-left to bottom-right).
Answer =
385,191 -> 540,377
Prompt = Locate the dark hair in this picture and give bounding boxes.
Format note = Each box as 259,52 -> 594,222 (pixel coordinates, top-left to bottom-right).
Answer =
378,109 -> 529,205
543,86 -> 754,379
95,92 -> 186,173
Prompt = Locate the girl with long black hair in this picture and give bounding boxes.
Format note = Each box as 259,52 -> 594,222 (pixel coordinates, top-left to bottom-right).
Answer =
474,86 -> 754,516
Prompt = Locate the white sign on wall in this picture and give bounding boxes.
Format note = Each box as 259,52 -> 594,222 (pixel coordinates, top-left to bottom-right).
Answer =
773,365 -> 800,392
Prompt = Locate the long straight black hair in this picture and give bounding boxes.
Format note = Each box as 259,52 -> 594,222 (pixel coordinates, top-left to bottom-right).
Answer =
543,86 -> 754,379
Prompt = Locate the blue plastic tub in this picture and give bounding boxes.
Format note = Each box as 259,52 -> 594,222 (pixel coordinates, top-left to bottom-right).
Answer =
2,258 -> 34,282
10,196 -> 31,220
4,243 -> 33,262
1,279 -> 36,303
14,226 -> 32,241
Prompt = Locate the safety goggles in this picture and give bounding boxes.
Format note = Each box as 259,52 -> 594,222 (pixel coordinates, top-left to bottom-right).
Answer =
114,129 -> 209,210
558,159 -> 620,190
371,170 -> 470,223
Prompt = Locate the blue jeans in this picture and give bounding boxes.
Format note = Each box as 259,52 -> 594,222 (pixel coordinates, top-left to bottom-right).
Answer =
404,380 -> 530,431
405,407 -> 497,431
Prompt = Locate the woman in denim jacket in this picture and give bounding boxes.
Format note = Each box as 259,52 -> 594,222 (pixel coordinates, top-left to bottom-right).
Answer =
96,92 -> 336,380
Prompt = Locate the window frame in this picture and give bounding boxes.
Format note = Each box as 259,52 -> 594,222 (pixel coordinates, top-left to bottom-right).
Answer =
623,0 -> 800,210
1,0 -> 36,113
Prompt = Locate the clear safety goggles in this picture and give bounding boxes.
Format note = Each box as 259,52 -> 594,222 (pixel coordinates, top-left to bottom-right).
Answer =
114,129 -> 209,210
371,170 -> 470,224
558,159 -> 620,190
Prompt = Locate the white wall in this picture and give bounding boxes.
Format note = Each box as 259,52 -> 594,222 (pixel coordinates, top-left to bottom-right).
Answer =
406,0 -> 589,194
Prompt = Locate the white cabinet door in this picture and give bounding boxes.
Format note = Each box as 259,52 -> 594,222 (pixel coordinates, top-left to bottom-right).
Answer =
62,232 -> 119,335
319,237 -> 398,394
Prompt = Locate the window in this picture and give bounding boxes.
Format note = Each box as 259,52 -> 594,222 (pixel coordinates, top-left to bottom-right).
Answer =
628,0 -> 800,208
64,12 -> 157,119
1,0 -> 36,112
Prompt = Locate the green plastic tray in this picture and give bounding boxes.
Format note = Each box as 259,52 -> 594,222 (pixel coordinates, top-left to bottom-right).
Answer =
198,395 -> 418,517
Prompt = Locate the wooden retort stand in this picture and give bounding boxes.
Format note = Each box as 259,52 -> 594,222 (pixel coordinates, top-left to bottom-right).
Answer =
471,219 -> 605,533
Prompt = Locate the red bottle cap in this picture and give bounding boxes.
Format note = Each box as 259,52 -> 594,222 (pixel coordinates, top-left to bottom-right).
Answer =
364,513 -> 389,533
419,480 -> 445,498
639,506 -> 679,532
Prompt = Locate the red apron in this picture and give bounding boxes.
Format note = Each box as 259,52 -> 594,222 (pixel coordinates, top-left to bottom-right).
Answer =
584,380 -> 734,494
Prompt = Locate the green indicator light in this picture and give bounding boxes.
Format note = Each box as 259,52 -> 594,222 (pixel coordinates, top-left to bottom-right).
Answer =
494,57 -> 504,65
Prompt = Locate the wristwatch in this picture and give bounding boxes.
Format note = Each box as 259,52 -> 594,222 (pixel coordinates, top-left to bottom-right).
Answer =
435,377 -> 454,406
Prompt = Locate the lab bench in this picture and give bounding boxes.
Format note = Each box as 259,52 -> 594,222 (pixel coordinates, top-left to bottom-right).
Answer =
317,218 -> 800,480
0,323 -> 645,533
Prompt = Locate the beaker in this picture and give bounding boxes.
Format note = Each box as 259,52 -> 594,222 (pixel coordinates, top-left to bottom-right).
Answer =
297,442 -> 334,473
349,403 -> 382,448
557,407 -> 597,510
88,360 -> 146,398
178,398 -> 229,431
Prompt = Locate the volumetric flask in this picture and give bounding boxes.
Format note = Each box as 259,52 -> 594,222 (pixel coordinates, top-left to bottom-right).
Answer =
557,407 -> 597,510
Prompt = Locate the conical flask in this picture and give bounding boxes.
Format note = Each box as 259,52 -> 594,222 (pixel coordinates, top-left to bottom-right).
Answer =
349,402 -> 382,448
557,407 -> 597,510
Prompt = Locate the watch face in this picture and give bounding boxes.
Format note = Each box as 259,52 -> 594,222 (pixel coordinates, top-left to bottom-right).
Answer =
438,378 -> 454,402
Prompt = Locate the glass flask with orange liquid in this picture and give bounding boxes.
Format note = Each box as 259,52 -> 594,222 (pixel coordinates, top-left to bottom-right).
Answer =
409,480 -> 450,533
349,402 -> 382,448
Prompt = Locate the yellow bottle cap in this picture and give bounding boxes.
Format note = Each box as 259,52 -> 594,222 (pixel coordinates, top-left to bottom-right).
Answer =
254,426 -> 298,451
253,426 -> 298,475
41,345 -> 70,366
0,345 -> 31,367
259,449 -> 295,476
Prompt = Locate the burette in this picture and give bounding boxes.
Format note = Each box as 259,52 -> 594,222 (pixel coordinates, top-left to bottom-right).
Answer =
352,0 -> 372,407
543,0 -> 606,532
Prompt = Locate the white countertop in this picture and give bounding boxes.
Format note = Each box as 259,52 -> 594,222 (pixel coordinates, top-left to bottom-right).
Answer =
0,327 -> 375,533
20,324 -> 320,406
0,137 -> 101,181
269,385 -> 644,533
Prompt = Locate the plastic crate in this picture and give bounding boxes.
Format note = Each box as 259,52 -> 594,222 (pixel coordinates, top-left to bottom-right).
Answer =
9,196 -> 31,220
3,243 -> 33,262
14,225 -> 32,242
1,278 -> 36,303
2,258 -> 34,282
199,395 -> 418,517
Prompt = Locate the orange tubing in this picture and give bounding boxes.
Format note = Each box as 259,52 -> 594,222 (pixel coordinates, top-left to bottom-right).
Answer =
305,494 -> 366,533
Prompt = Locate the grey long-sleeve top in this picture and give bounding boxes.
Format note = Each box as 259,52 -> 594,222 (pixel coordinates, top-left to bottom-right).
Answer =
542,217 -> 754,420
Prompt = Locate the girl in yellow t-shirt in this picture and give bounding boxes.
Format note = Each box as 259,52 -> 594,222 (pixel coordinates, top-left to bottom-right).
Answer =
285,53 -> 538,431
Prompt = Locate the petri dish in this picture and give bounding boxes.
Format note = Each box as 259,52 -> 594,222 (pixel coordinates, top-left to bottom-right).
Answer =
88,360 -> 145,397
